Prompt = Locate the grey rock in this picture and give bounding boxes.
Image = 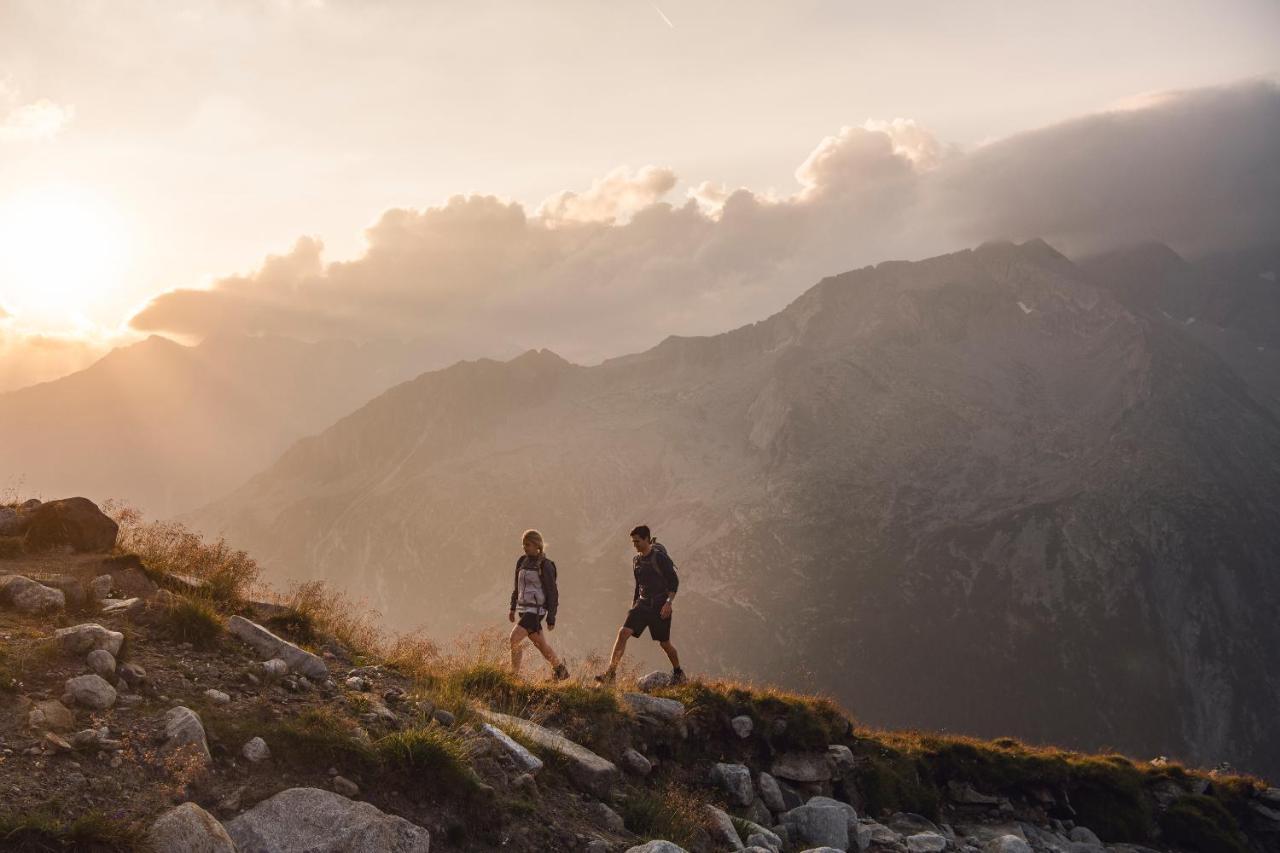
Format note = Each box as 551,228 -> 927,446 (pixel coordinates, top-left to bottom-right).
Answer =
55,623 -> 124,657
204,688 -> 231,705
625,842 -> 687,853
742,823 -> 783,851
711,762 -> 754,807
772,752 -> 833,783
621,692 -> 686,722
227,615 -> 328,680
333,775 -> 360,797
45,574 -> 87,609
0,575 -> 66,614
346,675 -> 372,691
758,771 -> 786,813
64,674 -> 117,709
621,747 -> 652,776
432,708 -> 455,726
146,802 -> 236,853
163,705 -> 211,762
890,814 -> 940,836
481,722 -> 544,774
906,832 -> 948,853
118,661 -> 148,687
100,597 -> 143,617
89,574 -> 114,599
636,671 -> 673,692
827,744 -> 856,779
1261,787 -> 1280,806
225,786 -> 431,852
781,797 -> 855,850
480,710 -> 619,798
27,699 -> 75,732
705,805 -> 746,851
242,736 -> 270,762
1068,827 -> 1101,846
591,801 -> 627,833
86,648 -> 116,680
261,658 -> 289,678
983,837 -> 1031,853
732,714 -> 754,738
948,781 -> 1005,806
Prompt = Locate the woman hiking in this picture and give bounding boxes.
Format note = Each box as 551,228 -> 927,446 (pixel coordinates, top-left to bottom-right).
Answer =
508,529 -> 570,681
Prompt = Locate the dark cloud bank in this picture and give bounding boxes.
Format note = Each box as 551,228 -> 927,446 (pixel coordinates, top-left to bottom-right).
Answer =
131,78 -> 1280,364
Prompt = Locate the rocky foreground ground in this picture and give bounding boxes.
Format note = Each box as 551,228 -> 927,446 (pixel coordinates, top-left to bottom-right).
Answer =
1,497 -> 1277,852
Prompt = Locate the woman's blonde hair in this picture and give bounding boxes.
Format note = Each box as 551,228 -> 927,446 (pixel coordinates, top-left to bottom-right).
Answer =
521,529 -> 545,553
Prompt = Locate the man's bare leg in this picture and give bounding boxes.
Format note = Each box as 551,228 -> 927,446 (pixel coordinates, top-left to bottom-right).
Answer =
509,625 -> 529,674
659,640 -> 680,670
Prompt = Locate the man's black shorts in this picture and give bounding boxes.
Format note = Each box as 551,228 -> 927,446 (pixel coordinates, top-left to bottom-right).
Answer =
517,612 -> 545,634
623,603 -> 671,642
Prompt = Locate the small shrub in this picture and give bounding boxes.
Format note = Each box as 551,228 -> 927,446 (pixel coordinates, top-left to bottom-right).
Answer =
376,725 -> 475,790
1160,794 -> 1249,853
162,596 -> 224,649
618,783 -> 711,847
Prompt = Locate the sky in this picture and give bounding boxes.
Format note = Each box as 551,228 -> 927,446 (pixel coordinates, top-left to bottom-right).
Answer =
1,0 -> 1278,389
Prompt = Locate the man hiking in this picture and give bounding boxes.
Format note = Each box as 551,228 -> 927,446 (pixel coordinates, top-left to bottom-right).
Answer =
508,529 -> 570,681
595,525 -> 686,685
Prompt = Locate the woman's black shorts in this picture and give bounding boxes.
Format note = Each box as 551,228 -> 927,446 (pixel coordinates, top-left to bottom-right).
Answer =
623,603 -> 671,642
517,612 -> 545,634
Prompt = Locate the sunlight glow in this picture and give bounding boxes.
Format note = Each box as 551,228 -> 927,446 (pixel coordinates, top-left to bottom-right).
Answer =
0,184 -> 131,333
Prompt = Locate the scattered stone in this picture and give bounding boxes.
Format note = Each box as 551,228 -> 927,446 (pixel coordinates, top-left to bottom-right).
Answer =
907,832 -> 948,853
731,715 -> 754,739
481,710 -> 620,798
346,675 -> 371,691
779,796 -> 855,851
43,731 -> 73,752
889,814 -> 940,836
55,623 -> 124,657
225,786 -> 431,852
27,699 -> 75,732
87,648 -> 117,680
147,801 -> 238,852
432,708 -> 456,726
45,574 -> 88,609
242,736 -> 270,762
758,771 -> 786,813
64,674 -> 117,709
711,762 -> 754,807
591,801 -> 627,834
22,497 -> 119,552
89,574 -> 114,599
162,706 -> 211,762
705,805 -> 746,851
620,747 -> 652,776
983,837 -> 1032,853
204,688 -> 231,705
118,661 -> 148,688
226,615 -> 328,680
100,597 -> 144,617
333,775 -> 360,797
1068,827 -> 1102,846
625,843 -> 687,853
71,729 -> 102,749
636,671 -> 673,692
0,575 -> 66,614
827,744 -> 856,779
261,658 -> 289,678
771,752 -> 833,783
481,723 -> 544,774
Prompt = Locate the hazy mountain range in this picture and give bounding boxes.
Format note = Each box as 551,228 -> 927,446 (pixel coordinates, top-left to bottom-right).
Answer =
174,238 -> 1280,779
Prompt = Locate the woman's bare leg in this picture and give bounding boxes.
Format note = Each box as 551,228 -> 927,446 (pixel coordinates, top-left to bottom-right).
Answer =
509,624 -> 529,674
528,630 -> 562,669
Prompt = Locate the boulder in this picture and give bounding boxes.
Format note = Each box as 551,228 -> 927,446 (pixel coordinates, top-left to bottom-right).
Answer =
780,797 -> 855,851
163,705 -> 211,762
758,771 -> 786,813
101,556 -> 160,599
64,674 -> 117,709
242,736 -> 271,762
87,648 -> 117,680
983,837 -> 1031,853
0,575 -> 66,614
622,692 -> 685,722
636,671 -> 673,692
711,762 -> 754,807
481,723 -> 544,774
261,658 -> 289,678
827,744 -> 856,779
45,574 -> 88,609
1068,827 -> 1102,846
625,843 -> 687,853
590,802 -> 627,833
118,661 -> 148,688
705,805 -> 746,851
146,802 -> 236,853
89,574 -> 114,599
227,615 -> 328,680
772,752 -> 833,783
27,699 -> 75,732
732,715 -> 754,738
22,497 -> 118,552
621,747 -> 652,776
333,775 -> 360,797
204,688 -> 231,705
481,709 -> 619,798
55,623 -> 124,656
225,787 -> 430,852
889,814 -> 940,836
906,832 -> 947,853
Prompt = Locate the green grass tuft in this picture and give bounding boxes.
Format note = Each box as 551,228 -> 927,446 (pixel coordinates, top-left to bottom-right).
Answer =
161,596 -> 224,649
617,782 -> 711,847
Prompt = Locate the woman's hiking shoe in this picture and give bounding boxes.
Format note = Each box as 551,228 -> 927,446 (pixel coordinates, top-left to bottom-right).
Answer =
593,670 -> 616,685
552,664 -> 570,681
671,667 -> 687,685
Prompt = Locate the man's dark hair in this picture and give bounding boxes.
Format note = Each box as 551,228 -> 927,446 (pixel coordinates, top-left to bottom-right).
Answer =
630,525 -> 651,540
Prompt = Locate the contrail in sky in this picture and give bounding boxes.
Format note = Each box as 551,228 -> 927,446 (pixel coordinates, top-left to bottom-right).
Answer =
650,2 -> 675,29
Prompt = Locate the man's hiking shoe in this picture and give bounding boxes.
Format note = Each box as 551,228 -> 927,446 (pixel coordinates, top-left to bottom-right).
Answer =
671,667 -> 687,685
593,670 -> 616,685
552,664 -> 570,681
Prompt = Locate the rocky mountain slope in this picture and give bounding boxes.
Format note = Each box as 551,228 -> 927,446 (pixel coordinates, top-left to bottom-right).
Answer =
1,496 -> 1276,852
189,239 -> 1280,780
0,334 -> 434,517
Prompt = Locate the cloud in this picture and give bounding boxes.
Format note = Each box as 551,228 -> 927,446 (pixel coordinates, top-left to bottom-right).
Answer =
0,96 -> 74,142
128,78 -> 1280,365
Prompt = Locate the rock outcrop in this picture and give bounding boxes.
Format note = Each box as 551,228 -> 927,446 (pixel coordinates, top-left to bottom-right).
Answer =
224,787 -> 431,852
